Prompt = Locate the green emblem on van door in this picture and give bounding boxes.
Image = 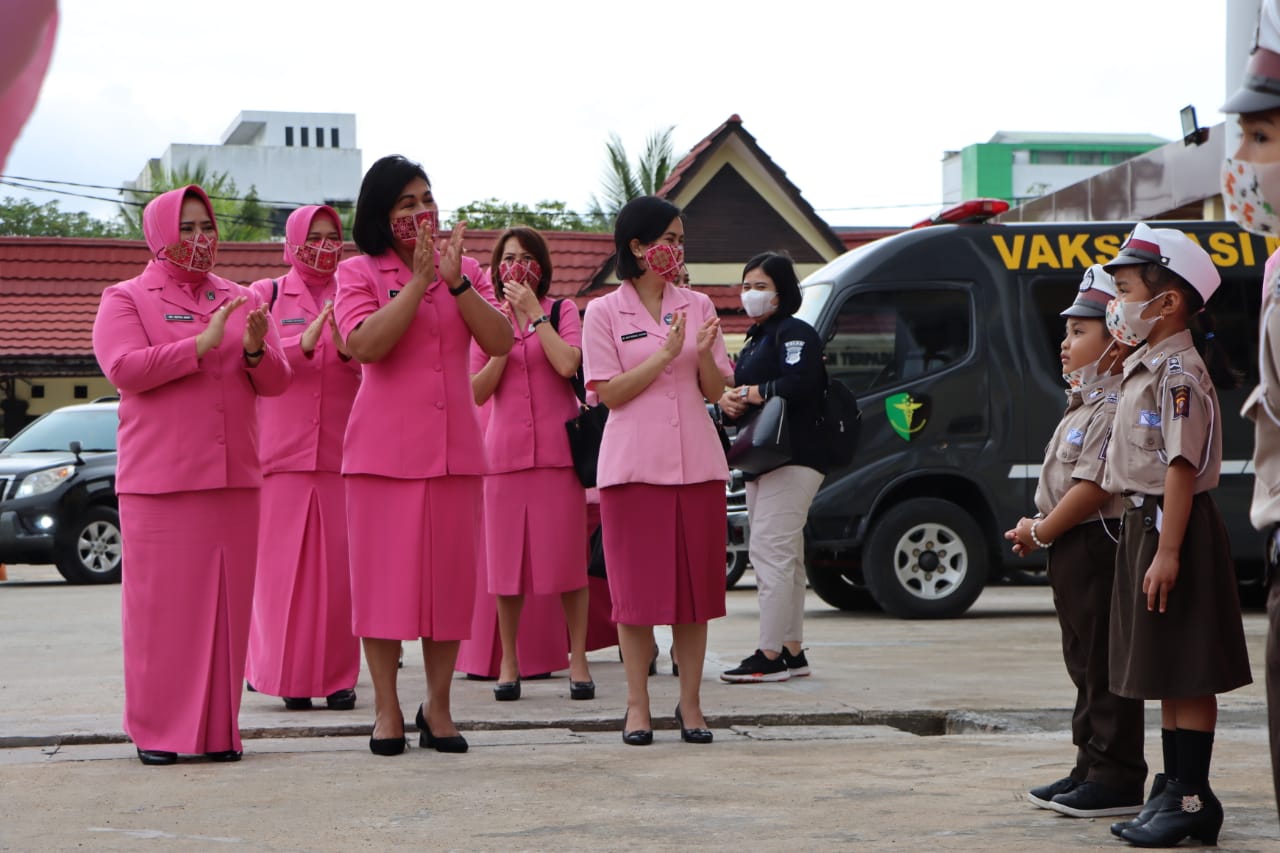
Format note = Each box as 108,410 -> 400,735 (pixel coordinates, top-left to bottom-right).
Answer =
886,393 -> 928,441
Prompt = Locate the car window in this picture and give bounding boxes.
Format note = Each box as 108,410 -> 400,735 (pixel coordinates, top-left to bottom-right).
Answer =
1,408 -> 118,454
826,288 -> 972,395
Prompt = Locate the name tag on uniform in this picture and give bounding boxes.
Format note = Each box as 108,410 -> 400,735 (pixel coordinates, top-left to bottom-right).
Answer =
621,331 -> 648,342
164,313 -> 194,322
281,317 -> 307,325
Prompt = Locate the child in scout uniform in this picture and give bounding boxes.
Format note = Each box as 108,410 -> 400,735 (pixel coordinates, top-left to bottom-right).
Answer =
1220,0 -> 1280,822
1099,224 -> 1252,848
1006,265 -> 1147,819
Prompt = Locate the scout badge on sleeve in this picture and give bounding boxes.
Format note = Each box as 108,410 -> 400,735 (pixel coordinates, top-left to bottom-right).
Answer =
1171,385 -> 1191,419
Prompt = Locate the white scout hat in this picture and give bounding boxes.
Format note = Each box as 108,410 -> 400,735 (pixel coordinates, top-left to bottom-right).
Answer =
1223,0 -> 1280,114
1102,222 -> 1221,304
1060,264 -> 1118,319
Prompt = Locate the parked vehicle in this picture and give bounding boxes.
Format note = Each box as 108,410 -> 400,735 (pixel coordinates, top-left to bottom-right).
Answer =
0,400 -> 121,583
795,202 -> 1266,618
726,468 -> 749,588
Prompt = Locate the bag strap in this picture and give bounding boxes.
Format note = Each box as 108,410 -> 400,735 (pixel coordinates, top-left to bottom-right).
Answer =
550,299 -> 588,403
270,278 -> 279,311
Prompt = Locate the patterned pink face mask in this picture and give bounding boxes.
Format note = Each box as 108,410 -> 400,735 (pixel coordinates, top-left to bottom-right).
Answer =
643,242 -> 685,283
498,259 -> 542,289
291,238 -> 343,274
165,232 -> 217,272
391,209 -> 438,245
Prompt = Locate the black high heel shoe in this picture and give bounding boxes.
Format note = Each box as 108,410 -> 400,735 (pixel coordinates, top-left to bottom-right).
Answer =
369,714 -> 407,756
1119,780 -> 1223,847
283,697 -> 313,711
326,688 -> 357,710
570,679 -> 595,700
416,703 -> 468,753
622,708 -> 653,746
648,644 -> 659,676
674,705 -> 713,744
494,678 -> 521,701
205,750 -> 242,762
136,748 -> 177,766
1110,773 -> 1167,838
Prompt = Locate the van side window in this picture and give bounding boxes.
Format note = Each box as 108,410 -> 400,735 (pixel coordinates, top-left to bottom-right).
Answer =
828,289 -> 971,394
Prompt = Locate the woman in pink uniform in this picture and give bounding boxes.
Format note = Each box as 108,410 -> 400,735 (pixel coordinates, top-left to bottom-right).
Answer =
471,226 -> 593,702
92,185 -> 291,765
335,155 -> 512,756
581,195 -> 732,746
246,205 -> 362,712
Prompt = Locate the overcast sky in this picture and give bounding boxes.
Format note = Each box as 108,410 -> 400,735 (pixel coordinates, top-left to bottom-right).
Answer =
3,0 -> 1238,230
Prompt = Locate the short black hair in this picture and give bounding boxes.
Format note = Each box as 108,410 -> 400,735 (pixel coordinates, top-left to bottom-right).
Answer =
1138,263 -> 1204,314
614,196 -> 681,281
742,251 -> 802,317
491,227 -> 554,300
352,155 -> 430,257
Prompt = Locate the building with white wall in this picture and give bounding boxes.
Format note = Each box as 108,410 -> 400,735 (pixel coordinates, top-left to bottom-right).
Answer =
130,111 -> 362,235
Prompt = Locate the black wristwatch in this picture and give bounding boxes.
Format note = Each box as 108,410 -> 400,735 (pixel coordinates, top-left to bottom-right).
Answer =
243,347 -> 265,360
448,275 -> 473,297
531,315 -> 551,329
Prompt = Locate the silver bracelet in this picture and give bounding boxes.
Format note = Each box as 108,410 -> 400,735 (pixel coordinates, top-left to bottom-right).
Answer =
1030,521 -> 1053,550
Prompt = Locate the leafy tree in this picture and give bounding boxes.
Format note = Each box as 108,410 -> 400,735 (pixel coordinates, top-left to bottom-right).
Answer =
0,196 -> 125,237
448,198 -> 605,232
117,161 -> 273,242
587,127 -> 676,226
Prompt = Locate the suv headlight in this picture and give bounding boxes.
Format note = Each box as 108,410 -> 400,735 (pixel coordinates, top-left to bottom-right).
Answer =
15,465 -> 75,498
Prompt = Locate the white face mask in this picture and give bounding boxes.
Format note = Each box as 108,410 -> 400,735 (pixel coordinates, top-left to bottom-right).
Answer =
1105,295 -> 1163,347
1221,157 -> 1280,236
741,289 -> 777,318
1062,339 -> 1116,391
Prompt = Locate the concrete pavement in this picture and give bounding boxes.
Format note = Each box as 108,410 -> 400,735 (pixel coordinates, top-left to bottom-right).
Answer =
2,563 -> 1278,851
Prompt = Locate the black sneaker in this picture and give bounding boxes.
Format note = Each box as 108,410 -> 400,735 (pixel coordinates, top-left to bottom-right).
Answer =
1027,776 -> 1079,810
1049,781 -> 1144,818
720,650 -> 790,683
780,648 -> 811,677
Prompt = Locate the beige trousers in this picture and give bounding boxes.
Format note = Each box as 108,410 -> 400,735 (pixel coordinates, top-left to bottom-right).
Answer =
745,464 -> 825,653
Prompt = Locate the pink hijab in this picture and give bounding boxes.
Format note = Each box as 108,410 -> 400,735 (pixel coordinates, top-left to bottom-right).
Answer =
284,204 -> 343,288
143,185 -> 217,284
0,0 -> 57,173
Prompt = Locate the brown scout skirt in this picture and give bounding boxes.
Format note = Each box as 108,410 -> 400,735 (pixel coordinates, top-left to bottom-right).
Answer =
1110,492 -> 1252,700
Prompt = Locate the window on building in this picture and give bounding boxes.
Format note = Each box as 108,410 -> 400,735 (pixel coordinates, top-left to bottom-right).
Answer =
301,127 -> 309,147
73,385 -> 88,399
1105,151 -> 1135,165
331,127 -> 340,147
316,127 -> 325,147
31,385 -> 44,399
285,126 -> 294,146
1030,150 -> 1069,165
1073,151 -> 1102,165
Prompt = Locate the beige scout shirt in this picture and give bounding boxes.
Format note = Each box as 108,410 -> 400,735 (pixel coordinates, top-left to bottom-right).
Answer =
1245,253 -> 1280,529
1034,373 -> 1125,520
1102,329 -> 1221,496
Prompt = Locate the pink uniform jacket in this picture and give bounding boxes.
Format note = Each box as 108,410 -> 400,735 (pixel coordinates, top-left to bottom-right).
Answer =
470,296 -> 581,473
249,272 -> 360,474
94,266 -> 291,495
582,281 -> 733,488
335,251 -> 496,478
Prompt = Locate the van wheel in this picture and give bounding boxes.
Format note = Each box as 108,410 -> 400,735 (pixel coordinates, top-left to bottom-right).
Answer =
805,559 -> 877,611
726,551 -> 749,589
863,498 -> 986,618
54,505 -> 123,585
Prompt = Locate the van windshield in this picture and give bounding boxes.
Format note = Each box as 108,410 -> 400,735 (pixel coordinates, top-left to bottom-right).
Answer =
2,408 -> 119,454
796,282 -> 833,329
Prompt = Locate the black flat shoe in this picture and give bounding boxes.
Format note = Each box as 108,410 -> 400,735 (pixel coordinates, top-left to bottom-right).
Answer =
325,688 -> 357,710
369,735 -> 407,756
622,708 -> 653,746
136,748 -> 177,766
283,697 -> 313,711
570,680 -> 595,700
1110,773 -> 1167,837
205,750 -> 242,762
1120,780 -> 1223,847
674,705 -> 713,744
494,679 -> 521,701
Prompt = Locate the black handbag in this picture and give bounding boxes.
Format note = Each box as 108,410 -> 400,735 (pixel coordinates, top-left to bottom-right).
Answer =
565,403 -> 608,488
726,395 -> 791,474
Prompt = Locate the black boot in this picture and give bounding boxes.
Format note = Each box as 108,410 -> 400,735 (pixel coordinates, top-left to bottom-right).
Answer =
1110,773 -> 1167,837
1119,779 -> 1223,847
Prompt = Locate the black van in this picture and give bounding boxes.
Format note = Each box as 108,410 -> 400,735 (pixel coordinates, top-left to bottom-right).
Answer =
797,205 -> 1270,618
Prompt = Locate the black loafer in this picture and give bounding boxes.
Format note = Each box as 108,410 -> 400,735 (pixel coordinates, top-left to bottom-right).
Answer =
325,688 -> 357,710
675,705 -> 713,744
283,697 -> 313,711
205,750 -> 242,762
494,679 -> 521,701
570,680 -> 595,700
136,748 -> 177,766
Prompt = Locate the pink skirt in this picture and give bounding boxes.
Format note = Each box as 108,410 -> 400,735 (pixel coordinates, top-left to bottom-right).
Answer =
599,481 -> 727,626
345,474 -> 480,641
246,472 -> 359,698
119,489 -> 259,754
484,467 -> 587,595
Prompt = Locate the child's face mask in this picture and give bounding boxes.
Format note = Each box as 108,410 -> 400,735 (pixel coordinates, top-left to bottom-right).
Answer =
1105,295 -> 1164,346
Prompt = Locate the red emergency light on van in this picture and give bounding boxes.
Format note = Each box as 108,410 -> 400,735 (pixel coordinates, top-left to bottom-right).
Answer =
911,198 -> 1010,229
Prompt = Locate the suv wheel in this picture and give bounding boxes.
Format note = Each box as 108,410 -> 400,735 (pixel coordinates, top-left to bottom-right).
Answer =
726,550 -> 748,589
54,505 -> 123,584
863,498 -> 986,618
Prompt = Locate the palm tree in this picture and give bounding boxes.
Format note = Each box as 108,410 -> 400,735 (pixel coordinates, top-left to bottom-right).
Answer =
117,161 -> 274,242
587,126 -> 676,227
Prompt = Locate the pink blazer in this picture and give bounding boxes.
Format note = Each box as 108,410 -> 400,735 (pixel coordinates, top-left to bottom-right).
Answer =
581,282 -> 732,488
93,264 -> 291,495
335,252 -> 495,479
249,272 -> 361,474
471,296 -> 581,473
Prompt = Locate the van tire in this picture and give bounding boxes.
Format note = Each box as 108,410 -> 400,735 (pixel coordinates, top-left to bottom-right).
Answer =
726,550 -> 749,589
806,560 -> 877,611
863,498 -> 986,618
54,505 -> 123,585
